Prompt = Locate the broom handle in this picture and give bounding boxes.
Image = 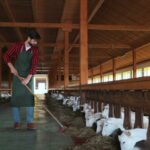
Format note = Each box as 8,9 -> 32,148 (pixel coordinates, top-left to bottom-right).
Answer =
16,75 -> 64,128
17,75 -> 33,95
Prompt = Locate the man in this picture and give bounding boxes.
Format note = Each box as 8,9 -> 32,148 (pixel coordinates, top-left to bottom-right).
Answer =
3,30 -> 41,130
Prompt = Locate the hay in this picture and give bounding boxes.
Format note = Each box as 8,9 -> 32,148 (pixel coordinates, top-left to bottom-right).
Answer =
46,95 -> 119,150
67,135 -> 119,150
70,117 -> 85,128
78,127 -> 96,138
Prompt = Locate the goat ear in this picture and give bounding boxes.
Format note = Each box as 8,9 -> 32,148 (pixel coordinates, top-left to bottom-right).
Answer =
118,135 -> 121,140
119,126 -> 125,132
124,131 -> 131,136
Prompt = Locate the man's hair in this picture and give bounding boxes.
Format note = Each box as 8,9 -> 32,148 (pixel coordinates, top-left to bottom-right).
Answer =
27,29 -> 41,40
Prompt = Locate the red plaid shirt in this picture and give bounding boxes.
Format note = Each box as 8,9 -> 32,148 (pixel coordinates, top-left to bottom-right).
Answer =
3,42 -> 39,75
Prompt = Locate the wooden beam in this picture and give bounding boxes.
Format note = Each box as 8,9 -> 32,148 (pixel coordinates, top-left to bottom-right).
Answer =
88,24 -> 150,31
0,22 -> 79,29
68,0 -> 105,53
0,89 -> 11,91
41,54 -> 111,59
133,49 -> 136,78
0,42 -> 131,49
69,55 -> 111,59
88,0 -> 105,22
0,0 -> 24,40
64,31 -> 69,89
0,22 -> 150,32
80,0 -> 88,85
69,77 -> 150,91
88,43 -> 131,49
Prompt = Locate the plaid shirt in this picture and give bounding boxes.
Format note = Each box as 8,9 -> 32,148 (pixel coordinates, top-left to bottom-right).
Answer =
3,42 -> 39,75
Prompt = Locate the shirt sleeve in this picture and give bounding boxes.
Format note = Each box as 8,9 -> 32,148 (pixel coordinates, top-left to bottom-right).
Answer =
29,48 -> 39,75
3,42 -> 22,64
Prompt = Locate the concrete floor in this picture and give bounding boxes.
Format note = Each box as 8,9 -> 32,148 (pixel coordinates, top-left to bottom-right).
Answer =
0,104 -> 73,150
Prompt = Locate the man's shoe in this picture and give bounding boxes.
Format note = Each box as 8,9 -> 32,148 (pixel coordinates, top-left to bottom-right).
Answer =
14,122 -> 21,129
27,123 -> 36,130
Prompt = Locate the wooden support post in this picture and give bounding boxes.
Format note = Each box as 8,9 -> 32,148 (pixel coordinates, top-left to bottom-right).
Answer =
113,58 -> 116,81
113,92 -> 121,118
92,100 -> 94,110
109,103 -> 114,117
98,101 -> 102,112
80,92 -> 84,105
0,48 -> 2,88
64,31 -> 69,89
53,69 -> 57,86
134,109 -> 143,128
50,70 -> 53,88
91,69 -> 93,83
80,0 -> 88,85
133,49 -> 137,78
148,116 -> 150,140
114,105 -> 121,118
8,71 -> 12,89
124,107 -> 132,129
58,66 -> 61,82
100,65 -> 102,82
94,100 -> 97,113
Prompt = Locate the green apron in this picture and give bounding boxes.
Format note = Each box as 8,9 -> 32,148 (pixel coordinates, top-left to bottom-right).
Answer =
11,47 -> 34,107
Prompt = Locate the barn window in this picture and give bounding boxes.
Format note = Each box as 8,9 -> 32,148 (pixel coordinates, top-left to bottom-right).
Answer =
93,75 -> 101,83
144,67 -> 150,76
122,71 -> 132,79
108,74 -> 113,81
88,78 -> 92,84
136,68 -> 142,77
102,74 -> 113,82
102,75 -> 109,82
116,73 -> 122,80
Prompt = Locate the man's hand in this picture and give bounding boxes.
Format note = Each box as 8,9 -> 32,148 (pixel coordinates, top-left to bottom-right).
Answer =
8,62 -> 18,76
10,67 -> 18,76
22,78 -> 30,85
22,74 -> 32,85
19,76 -> 25,81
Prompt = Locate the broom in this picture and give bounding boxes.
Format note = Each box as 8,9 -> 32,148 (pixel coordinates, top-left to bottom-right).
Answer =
16,75 -> 67,133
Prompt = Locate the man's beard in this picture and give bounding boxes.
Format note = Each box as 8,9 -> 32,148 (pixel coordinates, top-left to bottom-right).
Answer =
28,42 -> 33,47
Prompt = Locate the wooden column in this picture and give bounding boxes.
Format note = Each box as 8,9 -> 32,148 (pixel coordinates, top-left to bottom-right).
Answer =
133,49 -> 136,78
49,70 -> 54,87
52,68 -> 57,86
0,48 -> 2,88
134,109 -> 143,128
124,107 -> 132,129
148,116 -> 150,140
80,0 -> 88,85
8,71 -> 12,89
64,31 -> 69,89
100,65 -> 102,82
113,58 -> 116,81
91,69 -> 93,83
58,66 -> 61,82
109,103 -> 114,117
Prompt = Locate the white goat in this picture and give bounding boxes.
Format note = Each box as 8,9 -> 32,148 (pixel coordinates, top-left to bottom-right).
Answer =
118,128 -> 147,150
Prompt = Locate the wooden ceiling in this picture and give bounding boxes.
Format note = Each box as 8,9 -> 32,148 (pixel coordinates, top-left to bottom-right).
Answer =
0,0 -> 150,76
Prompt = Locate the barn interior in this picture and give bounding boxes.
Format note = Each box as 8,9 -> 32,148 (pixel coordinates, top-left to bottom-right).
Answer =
0,0 -> 150,150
